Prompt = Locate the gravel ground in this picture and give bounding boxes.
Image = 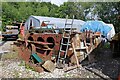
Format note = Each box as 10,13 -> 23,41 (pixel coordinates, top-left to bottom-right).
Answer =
0,41 -> 120,79
1,60 -> 102,78
0,41 -> 14,53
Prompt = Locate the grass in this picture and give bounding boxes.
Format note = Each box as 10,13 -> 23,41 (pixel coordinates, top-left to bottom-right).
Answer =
102,42 -> 110,49
25,63 -> 36,71
18,61 -> 25,66
2,52 -> 18,60
18,60 -> 36,71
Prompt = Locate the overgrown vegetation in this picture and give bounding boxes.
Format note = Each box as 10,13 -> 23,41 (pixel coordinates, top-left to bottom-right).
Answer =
103,42 -> 110,49
18,61 -> 36,71
1,2 -> 120,32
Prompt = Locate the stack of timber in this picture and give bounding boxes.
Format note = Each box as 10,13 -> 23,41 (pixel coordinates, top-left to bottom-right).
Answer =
64,31 -> 102,71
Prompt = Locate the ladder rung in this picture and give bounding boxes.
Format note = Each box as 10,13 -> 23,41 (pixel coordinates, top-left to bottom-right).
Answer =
63,36 -> 70,39
65,23 -> 72,25
60,50 -> 66,52
63,33 -> 70,36
86,43 -> 91,46
59,58 -> 65,60
64,27 -> 73,30
75,47 -> 87,50
57,15 -> 74,64
64,30 -> 71,32
61,43 -> 70,46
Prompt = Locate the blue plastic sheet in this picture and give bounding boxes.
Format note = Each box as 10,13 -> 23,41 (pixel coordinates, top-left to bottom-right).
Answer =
80,20 -> 112,37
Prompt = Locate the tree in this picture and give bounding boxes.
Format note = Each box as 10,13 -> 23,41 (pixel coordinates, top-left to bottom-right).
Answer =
2,2 -> 120,33
56,2 -> 95,20
95,2 -> 120,33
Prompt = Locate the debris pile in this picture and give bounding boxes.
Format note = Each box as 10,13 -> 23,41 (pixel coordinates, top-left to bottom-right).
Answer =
15,15 -> 104,73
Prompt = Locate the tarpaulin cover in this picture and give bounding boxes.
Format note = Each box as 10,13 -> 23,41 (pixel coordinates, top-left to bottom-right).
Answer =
106,24 -> 115,41
80,20 -> 112,37
24,15 -> 85,32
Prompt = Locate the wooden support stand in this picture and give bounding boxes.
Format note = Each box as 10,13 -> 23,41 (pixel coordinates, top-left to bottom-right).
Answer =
63,65 -> 80,72
42,60 -> 56,72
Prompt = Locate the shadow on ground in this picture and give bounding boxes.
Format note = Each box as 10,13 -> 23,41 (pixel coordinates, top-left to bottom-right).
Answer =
82,47 -> 120,80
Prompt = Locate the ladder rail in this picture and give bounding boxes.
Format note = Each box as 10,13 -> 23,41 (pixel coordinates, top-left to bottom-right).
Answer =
70,15 -> 74,34
62,38 -> 70,64
64,15 -> 68,30
57,15 -> 74,65
57,38 -> 64,63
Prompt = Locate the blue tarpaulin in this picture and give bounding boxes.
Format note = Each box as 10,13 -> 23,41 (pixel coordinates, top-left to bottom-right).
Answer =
80,20 -> 112,37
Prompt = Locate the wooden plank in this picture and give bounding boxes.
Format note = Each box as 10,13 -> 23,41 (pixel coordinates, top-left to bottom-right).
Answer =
63,65 -> 80,72
42,60 -> 56,72
75,47 -> 87,50
72,43 -> 80,67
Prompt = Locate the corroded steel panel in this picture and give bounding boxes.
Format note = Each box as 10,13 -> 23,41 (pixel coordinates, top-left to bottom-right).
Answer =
17,33 -> 63,62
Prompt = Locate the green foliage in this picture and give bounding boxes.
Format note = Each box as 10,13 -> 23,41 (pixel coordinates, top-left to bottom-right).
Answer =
18,61 -> 25,66
95,2 -> 120,33
25,63 -> 35,71
1,2 -> 120,33
103,42 -> 110,49
18,61 -> 35,71
2,2 -> 59,28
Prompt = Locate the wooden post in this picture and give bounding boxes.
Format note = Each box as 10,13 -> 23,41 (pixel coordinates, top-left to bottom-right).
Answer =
72,43 -> 80,67
63,65 -> 78,72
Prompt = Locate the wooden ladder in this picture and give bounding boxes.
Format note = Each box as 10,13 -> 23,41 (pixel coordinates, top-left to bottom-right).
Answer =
57,15 -> 74,65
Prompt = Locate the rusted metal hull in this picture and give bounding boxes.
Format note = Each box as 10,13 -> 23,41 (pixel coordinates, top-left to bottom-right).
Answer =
17,33 -> 63,62
16,31 -> 102,72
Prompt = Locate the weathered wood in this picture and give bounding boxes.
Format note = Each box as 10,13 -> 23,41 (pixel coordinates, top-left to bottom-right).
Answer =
112,32 -> 120,41
70,32 -> 102,66
72,34 -> 81,49
63,65 -> 80,72
72,42 -> 80,67
42,60 -> 56,72
71,34 -> 88,66
88,53 -> 95,63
